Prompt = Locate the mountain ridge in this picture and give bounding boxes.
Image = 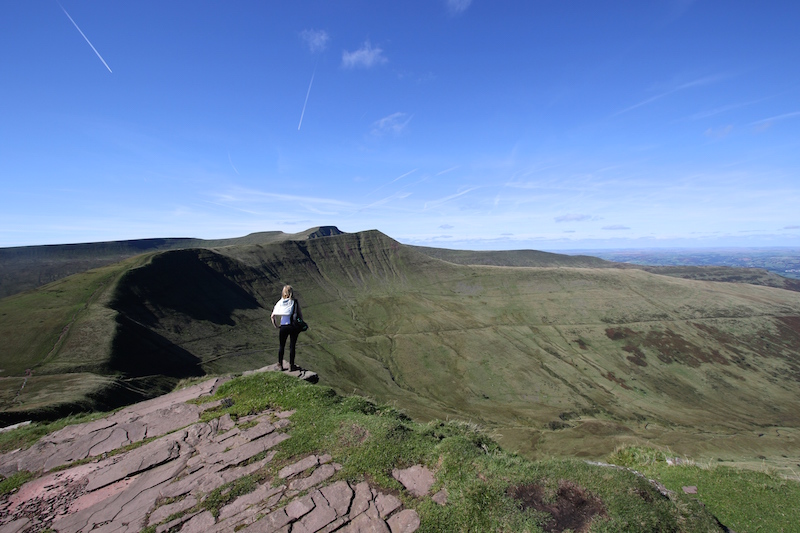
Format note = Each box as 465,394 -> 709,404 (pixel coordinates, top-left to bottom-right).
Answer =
0,226 -> 343,299
1,228 -> 799,477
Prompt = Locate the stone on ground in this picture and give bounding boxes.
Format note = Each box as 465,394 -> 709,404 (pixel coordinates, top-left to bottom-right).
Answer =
0,376 -> 432,533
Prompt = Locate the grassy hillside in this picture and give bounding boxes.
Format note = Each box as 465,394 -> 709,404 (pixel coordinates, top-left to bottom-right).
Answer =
2,230 -> 800,479
412,244 -> 800,292
408,245 -> 614,268
0,253 -> 189,421
637,265 -> 800,292
0,226 -> 342,299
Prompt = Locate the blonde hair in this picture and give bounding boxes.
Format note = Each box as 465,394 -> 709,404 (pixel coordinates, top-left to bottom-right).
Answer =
281,285 -> 293,299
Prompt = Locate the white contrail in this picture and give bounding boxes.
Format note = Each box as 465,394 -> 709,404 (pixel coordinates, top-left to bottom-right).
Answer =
298,70 -> 315,130
366,168 -> 418,196
228,151 -> 240,175
57,1 -> 112,73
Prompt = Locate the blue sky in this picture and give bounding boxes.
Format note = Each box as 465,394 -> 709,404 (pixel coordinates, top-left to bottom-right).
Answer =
2,1 -> 799,250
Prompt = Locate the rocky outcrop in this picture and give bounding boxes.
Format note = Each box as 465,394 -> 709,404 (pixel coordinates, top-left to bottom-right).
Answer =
0,378 -> 226,478
0,377 -> 429,533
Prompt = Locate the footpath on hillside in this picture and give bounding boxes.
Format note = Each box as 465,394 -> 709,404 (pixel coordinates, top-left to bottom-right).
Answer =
0,372 -> 440,533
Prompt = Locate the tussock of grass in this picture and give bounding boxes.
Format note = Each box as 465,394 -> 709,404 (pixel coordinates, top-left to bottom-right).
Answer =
0,470 -> 34,496
0,410 -> 111,453
609,445 -> 800,532
202,474 -> 263,518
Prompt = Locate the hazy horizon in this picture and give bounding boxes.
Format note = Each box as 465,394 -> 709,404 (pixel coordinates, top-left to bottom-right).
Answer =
2,1 -> 799,249
4,226 -> 800,255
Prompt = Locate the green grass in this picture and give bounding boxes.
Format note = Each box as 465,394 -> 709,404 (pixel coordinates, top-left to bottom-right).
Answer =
202,474 -> 264,518
0,410 -> 112,453
200,372 -> 727,532
609,445 -> 800,532
0,470 -> 35,496
0,260 -> 133,376
4,370 -> 793,531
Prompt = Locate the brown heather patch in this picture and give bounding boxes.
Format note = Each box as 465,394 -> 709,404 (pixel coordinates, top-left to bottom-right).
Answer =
773,317 -> 800,381
777,315 -> 800,334
602,371 -> 632,390
622,344 -> 647,367
608,326 -> 729,367
692,322 -> 749,369
605,327 -> 634,341
694,319 -> 800,380
508,480 -> 607,533
643,329 -> 730,367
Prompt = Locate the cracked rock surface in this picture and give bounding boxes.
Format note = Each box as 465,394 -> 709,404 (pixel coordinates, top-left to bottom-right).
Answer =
0,377 -> 430,533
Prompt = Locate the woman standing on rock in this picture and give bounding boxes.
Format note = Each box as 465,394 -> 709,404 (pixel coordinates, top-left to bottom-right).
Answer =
271,285 -> 304,371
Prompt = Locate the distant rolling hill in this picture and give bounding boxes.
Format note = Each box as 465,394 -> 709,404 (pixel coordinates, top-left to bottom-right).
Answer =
2,228 -> 800,477
408,245 -> 614,268
411,244 -> 800,292
0,226 -> 342,299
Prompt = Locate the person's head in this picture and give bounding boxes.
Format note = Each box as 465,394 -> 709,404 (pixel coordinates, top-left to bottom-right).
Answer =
281,285 -> 293,299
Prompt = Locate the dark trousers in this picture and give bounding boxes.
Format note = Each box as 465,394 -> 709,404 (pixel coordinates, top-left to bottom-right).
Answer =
278,324 -> 300,368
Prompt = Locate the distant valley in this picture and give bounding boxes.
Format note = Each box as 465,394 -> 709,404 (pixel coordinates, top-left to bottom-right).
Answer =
569,247 -> 800,280
1,227 -> 799,478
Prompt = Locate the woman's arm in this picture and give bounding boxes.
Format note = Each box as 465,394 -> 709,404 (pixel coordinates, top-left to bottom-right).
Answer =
270,312 -> 279,328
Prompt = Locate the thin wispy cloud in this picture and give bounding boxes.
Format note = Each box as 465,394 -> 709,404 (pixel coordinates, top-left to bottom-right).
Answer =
554,214 -> 600,223
212,188 -> 353,216
355,191 -> 413,213
602,225 -> 631,230
424,187 -> 480,209
613,75 -> 724,117
366,168 -> 418,196
372,112 -> 412,135
300,29 -> 329,53
388,168 -> 418,185
227,151 -> 239,175
785,225 -> 800,229
57,1 -> 112,73
342,41 -> 388,69
440,224 -> 454,229
685,100 -> 759,121
704,125 -> 733,139
203,200 -> 264,217
436,166 -> 459,176
446,0 -> 473,15
750,111 -> 800,126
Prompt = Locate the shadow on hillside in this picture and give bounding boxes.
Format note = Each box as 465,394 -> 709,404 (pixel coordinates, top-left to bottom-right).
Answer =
108,315 -> 205,379
111,249 -> 261,327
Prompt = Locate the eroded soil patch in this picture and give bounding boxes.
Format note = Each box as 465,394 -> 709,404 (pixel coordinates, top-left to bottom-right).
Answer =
508,479 -> 607,533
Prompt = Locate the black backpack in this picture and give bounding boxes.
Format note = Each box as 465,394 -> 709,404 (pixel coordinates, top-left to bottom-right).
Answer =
292,299 -> 309,331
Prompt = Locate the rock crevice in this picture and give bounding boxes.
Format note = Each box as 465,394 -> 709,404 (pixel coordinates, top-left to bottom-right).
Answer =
0,377 -> 432,533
